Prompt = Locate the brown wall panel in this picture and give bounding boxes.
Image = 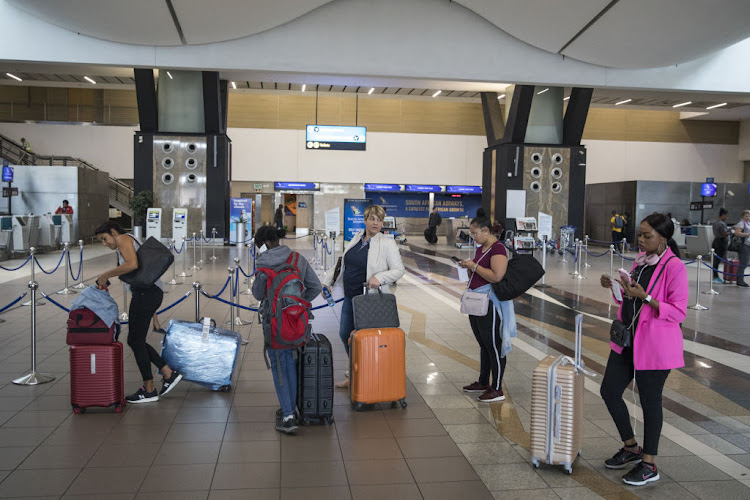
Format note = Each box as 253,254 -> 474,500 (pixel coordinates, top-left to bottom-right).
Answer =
227,93 -> 279,129
315,95 -> 344,126
278,95 -> 315,129
357,97 -> 402,132
402,100 -> 460,135
458,102 -> 486,136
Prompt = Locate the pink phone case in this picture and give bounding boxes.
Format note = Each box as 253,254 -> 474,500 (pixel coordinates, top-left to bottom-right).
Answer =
618,269 -> 632,284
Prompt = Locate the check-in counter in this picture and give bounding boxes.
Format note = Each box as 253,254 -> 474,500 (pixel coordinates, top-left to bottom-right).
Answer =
685,224 -> 712,257
445,218 -> 470,247
38,214 -> 56,249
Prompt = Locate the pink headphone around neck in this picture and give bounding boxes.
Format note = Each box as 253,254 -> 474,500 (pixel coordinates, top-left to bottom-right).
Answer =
635,245 -> 667,266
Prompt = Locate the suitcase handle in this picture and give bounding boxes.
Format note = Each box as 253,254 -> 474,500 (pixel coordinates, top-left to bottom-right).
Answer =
362,283 -> 384,296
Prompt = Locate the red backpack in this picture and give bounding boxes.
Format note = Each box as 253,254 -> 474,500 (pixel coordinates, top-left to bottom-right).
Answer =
256,252 -> 312,353
66,307 -> 120,345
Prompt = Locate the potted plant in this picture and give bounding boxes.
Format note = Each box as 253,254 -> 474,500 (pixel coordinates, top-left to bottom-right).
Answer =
129,190 -> 153,240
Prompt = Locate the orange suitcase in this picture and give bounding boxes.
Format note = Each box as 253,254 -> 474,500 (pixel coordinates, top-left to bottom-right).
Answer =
530,314 -> 591,474
349,327 -> 407,410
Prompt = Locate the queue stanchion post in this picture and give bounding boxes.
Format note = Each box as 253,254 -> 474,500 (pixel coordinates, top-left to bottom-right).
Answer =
73,240 -> 86,289
167,238 -> 178,285
688,255 -> 709,311
703,249 -> 720,295
225,267 -> 236,329
198,230 -> 206,265
190,232 -> 201,271
322,235 -> 329,274
330,232 -> 336,270
535,235 -> 550,289
209,228 -> 218,262
193,281 -> 202,322
241,244 -> 254,296
57,242 -> 77,294
178,236 -> 191,278
584,235 -> 591,268
119,283 -> 129,321
576,240 -> 587,280
609,244 -> 615,278
569,240 -> 580,276
232,258 -> 251,325
22,247 -> 45,307
12,280 -> 55,386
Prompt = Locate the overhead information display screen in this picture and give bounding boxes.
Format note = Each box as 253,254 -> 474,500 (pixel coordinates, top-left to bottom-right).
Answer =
446,185 -> 481,194
306,125 -> 366,151
405,184 -> 443,193
364,183 -> 402,192
274,182 -> 319,191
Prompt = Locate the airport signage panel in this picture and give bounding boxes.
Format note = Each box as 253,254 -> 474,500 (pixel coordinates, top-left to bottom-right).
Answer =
405,184 -> 443,193
446,185 -> 482,194
306,125 -> 366,151
364,183 -> 402,192
2,165 -> 13,182
274,182 -> 319,191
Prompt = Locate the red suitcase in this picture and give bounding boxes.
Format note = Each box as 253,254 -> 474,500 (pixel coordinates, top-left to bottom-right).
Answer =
725,259 -> 740,284
70,342 -> 126,413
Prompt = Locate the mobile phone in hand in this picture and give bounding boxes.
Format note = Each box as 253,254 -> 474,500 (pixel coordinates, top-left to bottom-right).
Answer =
451,256 -> 461,263
618,268 -> 633,285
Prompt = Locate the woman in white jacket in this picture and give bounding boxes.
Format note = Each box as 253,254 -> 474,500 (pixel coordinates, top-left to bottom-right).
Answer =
322,205 -> 405,388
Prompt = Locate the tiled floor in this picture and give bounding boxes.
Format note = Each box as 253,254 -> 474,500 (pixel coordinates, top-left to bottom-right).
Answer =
0,237 -> 748,499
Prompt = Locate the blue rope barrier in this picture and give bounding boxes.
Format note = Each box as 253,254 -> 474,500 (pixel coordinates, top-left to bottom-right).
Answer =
202,291 -> 344,312
701,261 -> 750,277
34,252 -> 66,275
283,234 -> 313,240
202,233 -> 213,243
155,290 -> 192,314
174,241 -> 185,254
40,292 -> 71,313
0,255 -> 32,272
0,291 -> 28,313
323,241 -> 333,255
682,259 -> 696,266
583,247 -> 610,258
613,248 -> 636,261
68,246 -> 83,281
201,276 -> 231,299
237,265 -> 252,278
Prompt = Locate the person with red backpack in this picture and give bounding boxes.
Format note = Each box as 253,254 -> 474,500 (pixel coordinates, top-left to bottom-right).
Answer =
252,226 -> 322,434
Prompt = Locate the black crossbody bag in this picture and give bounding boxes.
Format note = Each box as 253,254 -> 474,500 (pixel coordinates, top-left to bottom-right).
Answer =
609,256 -> 675,348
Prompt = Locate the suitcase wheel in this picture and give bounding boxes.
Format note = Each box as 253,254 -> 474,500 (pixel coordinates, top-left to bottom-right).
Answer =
114,405 -> 123,414
400,399 -> 407,409
531,458 -> 540,469
72,405 -> 85,415
323,416 -> 334,425
217,385 -> 232,393
352,402 -> 365,412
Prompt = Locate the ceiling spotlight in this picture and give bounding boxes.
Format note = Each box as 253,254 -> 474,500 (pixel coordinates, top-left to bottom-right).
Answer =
231,81 -> 236,89
432,90 -> 442,98
497,94 -> 505,99
537,88 -> 549,95
368,88 -> 375,95
83,76 -> 96,84
563,96 -> 570,101
672,101 -> 692,108
6,73 -> 22,82
301,84 -> 306,92
166,71 -> 173,79
615,99 -> 632,105
706,102 -> 727,110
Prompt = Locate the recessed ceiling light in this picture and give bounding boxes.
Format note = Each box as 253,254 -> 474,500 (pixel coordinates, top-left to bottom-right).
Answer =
368,88 -> 375,95
231,81 -> 236,89
537,88 -> 549,95
6,73 -> 22,82
432,90 -> 441,98
615,99 -> 632,105
166,71 -> 173,79
83,76 -> 96,84
563,96 -> 570,101
497,94 -> 505,99
301,84 -> 306,92
672,101 -> 692,108
706,102 -> 727,110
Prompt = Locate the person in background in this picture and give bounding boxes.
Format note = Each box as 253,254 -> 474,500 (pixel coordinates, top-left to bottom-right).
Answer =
623,212 -> 632,248
599,213 -> 687,486
252,225 -> 321,434
274,204 -> 284,230
427,207 -> 442,245
611,210 -> 626,251
94,221 -> 182,403
734,209 -> 750,288
491,220 -> 504,238
712,208 -> 729,283
322,204 -> 404,389
55,199 -> 74,215
20,137 -> 32,152
458,215 -> 514,403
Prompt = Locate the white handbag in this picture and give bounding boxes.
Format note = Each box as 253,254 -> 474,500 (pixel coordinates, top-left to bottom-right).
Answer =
459,245 -> 494,316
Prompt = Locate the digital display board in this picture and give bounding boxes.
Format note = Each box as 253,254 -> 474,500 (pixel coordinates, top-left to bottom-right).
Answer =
364,183 -> 402,192
274,182 -> 319,191
446,185 -> 482,194
405,184 -> 443,193
700,183 -> 717,197
2,165 -> 13,183
306,125 -> 366,151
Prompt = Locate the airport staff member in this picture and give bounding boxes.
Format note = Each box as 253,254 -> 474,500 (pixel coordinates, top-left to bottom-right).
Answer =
55,200 -> 74,215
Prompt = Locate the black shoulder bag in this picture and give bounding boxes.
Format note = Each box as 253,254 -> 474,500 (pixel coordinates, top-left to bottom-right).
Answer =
609,256 -> 675,348
119,236 -> 174,289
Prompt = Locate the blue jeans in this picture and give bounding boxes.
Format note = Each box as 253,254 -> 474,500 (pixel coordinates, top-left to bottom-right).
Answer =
268,349 -> 297,418
339,297 -> 355,356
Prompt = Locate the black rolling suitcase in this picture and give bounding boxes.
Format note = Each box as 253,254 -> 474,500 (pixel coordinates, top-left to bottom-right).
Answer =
297,333 -> 335,425
424,227 -> 437,244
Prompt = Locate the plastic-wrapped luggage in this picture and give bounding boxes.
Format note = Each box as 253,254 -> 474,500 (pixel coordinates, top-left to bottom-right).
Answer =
297,333 -> 335,425
349,327 -> 407,410
161,318 -> 242,392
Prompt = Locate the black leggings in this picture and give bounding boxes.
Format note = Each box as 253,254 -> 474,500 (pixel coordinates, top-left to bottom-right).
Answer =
128,286 -> 165,382
600,348 -> 670,456
469,305 -> 506,391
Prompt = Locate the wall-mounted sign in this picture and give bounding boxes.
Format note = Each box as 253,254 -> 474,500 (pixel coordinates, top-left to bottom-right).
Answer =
366,192 -> 429,218
2,187 -> 19,197
298,201 -> 307,208
690,201 -> 713,211
364,183 -> 402,192
306,125 -> 366,151
405,184 -> 443,193
274,182 -> 319,191
434,193 -> 481,218
446,185 -> 482,194
344,198 -> 373,241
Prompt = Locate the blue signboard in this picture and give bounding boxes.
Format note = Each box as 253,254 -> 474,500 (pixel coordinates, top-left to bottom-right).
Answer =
446,185 -> 482,194
344,198 -> 372,242
405,184 -> 442,193
700,183 -> 717,197
306,125 -> 366,151
366,191 -> 430,218
229,198 -> 253,242
364,183 -> 402,192
434,193 -> 482,218
2,165 -> 13,183
274,182 -> 318,191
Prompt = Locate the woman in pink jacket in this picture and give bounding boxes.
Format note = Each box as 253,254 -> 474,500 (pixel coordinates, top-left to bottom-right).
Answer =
599,213 -> 688,487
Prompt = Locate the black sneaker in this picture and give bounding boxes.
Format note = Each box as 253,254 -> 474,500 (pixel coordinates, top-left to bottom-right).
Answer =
605,446 -> 643,469
622,461 -> 660,486
160,370 -> 183,396
126,387 -> 159,404
275,416 -> 299,434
